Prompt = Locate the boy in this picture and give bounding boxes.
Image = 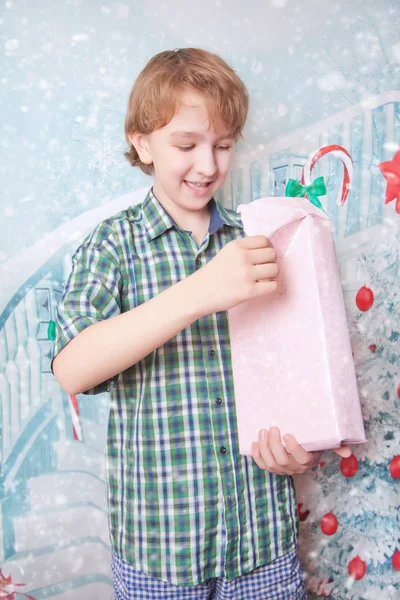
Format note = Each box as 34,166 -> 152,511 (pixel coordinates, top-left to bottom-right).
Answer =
53,48 -> 350,599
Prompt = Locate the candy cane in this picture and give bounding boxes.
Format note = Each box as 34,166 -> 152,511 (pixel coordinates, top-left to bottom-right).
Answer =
69,394 -> 82,441
302,144 -> 353,206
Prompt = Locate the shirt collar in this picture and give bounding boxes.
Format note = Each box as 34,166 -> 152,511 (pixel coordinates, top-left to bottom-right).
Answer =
142,187 -> 243,242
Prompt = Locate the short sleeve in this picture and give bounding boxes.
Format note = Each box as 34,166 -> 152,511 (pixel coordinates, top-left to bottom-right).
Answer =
52,224 -> 122,395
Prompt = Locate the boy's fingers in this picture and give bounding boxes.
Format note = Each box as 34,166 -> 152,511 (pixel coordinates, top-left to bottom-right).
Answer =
262,429 -> 306,474
281,433 -> 315,466
268,427 -> 296,467
333,445 -> 352,458
257,430 -> 281,471
251,442 -> 267,471
254,430 -> 313,474
253,263 -> 279,282
254,280 -> 279,296
242,235 -> 274,249
248,247 -> 277,265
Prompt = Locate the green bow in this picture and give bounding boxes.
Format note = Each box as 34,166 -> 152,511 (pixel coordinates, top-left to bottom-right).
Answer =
48,320 -> 56,341
285,176 -> 327,211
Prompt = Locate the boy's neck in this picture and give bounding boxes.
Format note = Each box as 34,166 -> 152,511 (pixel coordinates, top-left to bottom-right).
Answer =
190,211 -> 211,246
175,206 -> 211,246
152,188 -> 211,245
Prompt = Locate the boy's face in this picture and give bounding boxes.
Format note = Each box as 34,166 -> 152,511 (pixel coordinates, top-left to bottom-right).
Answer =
130,90 -> 236,222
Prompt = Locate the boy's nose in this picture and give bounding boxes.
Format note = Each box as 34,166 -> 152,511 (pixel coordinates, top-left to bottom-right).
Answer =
195,150 -> 218,178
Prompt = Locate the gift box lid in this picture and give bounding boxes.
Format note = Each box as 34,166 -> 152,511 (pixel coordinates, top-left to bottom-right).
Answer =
238,196 -> 330,239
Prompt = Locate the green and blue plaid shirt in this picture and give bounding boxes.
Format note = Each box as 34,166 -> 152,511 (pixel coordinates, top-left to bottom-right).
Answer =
54,188 -> 299,587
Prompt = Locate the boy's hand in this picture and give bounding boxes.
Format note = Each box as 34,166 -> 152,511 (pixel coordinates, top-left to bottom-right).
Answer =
251,427 -> 352,475
195,235 -> 280,314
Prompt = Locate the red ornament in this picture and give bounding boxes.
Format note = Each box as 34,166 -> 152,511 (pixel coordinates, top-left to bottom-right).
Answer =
348,556 -> 367,580
297,502 -> 310,522
340,454 -> 358,478
392,550 -> 400,571
319,460 -> 326,468
320,512 -> 339,535
317,578 -> 333,597
389,455 -> 400,479
369,344 -> 377,353
355,286 -> 374,311
378,147 -> 400,214
397,383 -> 400,398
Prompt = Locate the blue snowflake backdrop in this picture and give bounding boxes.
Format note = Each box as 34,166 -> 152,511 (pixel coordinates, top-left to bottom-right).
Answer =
1,1 -> 399,598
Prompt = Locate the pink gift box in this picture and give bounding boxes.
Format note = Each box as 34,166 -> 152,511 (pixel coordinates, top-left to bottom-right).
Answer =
228,196 -> 367,454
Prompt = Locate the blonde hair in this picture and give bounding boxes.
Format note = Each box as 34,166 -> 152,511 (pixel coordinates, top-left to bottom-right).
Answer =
123,48 -> 249,175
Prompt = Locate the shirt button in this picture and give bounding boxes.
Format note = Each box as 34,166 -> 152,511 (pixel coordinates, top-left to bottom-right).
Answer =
216,397 -> 222,405
209,349 -> 215,356
220,446 -> 226,454
195,257 -> 201,267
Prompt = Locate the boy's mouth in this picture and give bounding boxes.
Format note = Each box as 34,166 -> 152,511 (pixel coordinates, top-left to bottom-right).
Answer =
184,180 -> 212,196
185,180 -> 212,187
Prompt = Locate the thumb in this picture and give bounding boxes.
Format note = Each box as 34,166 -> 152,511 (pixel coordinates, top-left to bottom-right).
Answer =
333,445 -> 352,458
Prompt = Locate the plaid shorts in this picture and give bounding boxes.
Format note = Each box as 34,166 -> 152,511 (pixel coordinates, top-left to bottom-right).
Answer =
111,546 -> 307,600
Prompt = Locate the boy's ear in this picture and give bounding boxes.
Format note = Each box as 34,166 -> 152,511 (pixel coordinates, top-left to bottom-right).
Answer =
129,132 -> 153,165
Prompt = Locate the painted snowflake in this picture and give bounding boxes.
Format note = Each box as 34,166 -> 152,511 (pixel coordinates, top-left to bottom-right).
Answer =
87,131 -> 124,183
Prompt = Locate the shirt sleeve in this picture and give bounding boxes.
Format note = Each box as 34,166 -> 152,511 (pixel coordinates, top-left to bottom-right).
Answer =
52,223 -> 122,395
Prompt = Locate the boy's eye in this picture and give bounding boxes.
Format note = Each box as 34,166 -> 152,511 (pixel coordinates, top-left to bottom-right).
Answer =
177,145 -> 232,152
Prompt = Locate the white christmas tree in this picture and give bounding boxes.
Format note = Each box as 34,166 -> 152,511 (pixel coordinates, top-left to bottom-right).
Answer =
295,228 -> 400,599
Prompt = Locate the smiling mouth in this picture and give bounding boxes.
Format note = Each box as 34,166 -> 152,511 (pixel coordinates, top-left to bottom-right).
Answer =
184,181 -> 213,188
